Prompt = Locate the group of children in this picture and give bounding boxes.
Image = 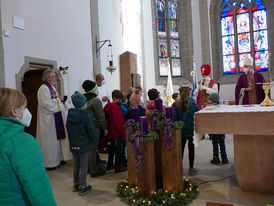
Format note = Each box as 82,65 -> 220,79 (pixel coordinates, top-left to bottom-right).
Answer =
66,80 -> 229,196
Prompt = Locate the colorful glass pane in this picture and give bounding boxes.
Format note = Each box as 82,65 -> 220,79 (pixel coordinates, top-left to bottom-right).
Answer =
222,36 -> 235,55
255,51 -> 268,71
172,59 -> 181,76
247,0 -> 252,3
253,10 -> 267,31
239,53 -> 252,72
223,55 -> 236,74
171,40 -> 180,58
157,0 -> 165,18
157,19 -> 166,37
159,58 -> 168,76
237,13 -> 250,33
253,0 -> 265,11
238,33 -> 250,53
231,1 -> 238,7
170,20 -> 178,38
254,30 -> 268,51
169,1 -> 177,19
221,16 -> 234,36
222,0 -> 229,5
237,3 -> 248,14
158,40 -> 168,57
222,6 -> 233,17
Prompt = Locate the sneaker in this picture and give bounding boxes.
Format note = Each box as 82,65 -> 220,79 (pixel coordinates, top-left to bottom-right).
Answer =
73,182 -> 79,192
90,166 -> 106,177
210,155 -> 221,165
115,166 -> 127,173
78,185 -> 92,196
188,168 -> 197,176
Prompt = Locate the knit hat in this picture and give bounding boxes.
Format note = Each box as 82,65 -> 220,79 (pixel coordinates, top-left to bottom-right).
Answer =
243,56 -> 253,67
130,92 -> 141,106
71,91 -> 87,108
201,64 -> 211,76
82,80 -> 98,93
208,93 -> 220,104
148,88 -> 159,100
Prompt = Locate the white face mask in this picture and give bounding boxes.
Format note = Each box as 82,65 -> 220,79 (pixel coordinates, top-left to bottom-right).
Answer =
17,108 -> 32,127
101,80 -> 106,85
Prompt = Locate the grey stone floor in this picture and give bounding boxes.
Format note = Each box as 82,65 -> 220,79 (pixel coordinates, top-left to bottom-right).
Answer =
47,135 -> 274,206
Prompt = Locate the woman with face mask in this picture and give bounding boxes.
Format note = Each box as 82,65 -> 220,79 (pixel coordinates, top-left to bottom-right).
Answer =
0,88 -> 57,205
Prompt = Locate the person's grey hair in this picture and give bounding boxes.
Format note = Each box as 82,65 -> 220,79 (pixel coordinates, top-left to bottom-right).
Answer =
95,73 -> 103,81
42,69 -> 55,81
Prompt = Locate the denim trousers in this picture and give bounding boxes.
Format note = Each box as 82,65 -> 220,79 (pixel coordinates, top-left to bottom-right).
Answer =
209,134 -> 227,157
107,137 -> 123,170
72,151 -> 89,186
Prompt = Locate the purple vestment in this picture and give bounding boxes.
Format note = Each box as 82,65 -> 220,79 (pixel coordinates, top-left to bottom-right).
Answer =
235,72 -> 265,105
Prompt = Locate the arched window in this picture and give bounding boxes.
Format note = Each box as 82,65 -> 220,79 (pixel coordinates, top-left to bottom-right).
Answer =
156,0 -> 181,77
221,0 -> 269,74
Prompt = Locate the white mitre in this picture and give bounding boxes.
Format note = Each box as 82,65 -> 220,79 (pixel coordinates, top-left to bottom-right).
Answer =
243,56 -> 253,66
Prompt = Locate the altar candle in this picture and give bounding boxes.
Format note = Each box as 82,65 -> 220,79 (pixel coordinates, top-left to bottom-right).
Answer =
131,106 -> 139,122
165,107 -> 174,122
155,98 -> 163,112
140,116 -> 148,135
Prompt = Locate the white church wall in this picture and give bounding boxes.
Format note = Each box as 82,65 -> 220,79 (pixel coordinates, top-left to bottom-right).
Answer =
2,0 -> 93,95
97,0 -> 125,93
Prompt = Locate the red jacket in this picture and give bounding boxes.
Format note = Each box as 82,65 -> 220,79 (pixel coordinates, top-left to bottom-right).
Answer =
104,102 -> 126,139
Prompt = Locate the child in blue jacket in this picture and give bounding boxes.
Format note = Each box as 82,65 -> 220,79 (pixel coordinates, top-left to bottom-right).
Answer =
66,91 -> 95,196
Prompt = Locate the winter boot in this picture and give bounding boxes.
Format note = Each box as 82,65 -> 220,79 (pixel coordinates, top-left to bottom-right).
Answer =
221,154 -> 229,164
210,155 -> 221,165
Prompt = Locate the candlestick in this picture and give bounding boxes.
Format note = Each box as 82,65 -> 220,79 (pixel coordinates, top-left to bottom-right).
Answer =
155,98 -> 163,112
131,106 -> 140,122
140,116 -> 148,135
165,107 -> 174,122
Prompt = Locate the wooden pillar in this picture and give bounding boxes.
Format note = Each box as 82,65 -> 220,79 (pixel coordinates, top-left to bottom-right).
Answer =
154,130 -> 163,185
126,131 -> 138,185
137,141 -> 156,197
161,129 -> 184,191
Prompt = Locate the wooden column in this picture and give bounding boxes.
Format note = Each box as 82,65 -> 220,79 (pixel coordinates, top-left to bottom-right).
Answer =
161,129 -> 184,191
154,130 -> 163,185
137,141 -> 156,197
126,131 -> 138,185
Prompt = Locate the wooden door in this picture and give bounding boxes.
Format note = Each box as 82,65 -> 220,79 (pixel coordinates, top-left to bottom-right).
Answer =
21,68 -> 45,137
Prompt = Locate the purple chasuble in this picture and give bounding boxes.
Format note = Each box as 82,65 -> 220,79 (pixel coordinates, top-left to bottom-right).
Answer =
43,81 -> 66,139
235,72 -> 265,105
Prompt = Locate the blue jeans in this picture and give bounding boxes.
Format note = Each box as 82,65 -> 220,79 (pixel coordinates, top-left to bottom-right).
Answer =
209,134 -> 227,157
72,151 -> 88,186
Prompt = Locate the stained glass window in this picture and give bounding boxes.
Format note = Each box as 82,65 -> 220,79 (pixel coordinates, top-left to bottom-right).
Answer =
221,0 -> 269,74
156,0 -> 181,77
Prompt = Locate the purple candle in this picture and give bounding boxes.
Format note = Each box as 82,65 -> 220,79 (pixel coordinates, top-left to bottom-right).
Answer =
165,107 -> 174,122
155,98 -> 163,112
140,116 -> 148,135
131,106 -> 139,122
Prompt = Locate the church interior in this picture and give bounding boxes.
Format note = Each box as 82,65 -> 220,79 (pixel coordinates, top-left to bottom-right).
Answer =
1,0 -> 274,205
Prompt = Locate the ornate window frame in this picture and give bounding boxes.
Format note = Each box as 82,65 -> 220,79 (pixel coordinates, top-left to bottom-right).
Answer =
210,0 -> 274,84
151,0 -> 194,85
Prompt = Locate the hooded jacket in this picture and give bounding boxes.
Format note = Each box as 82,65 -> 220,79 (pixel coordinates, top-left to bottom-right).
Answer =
0,117 -> 57,206
66,108 -> 95,153
104,102 -> 126,139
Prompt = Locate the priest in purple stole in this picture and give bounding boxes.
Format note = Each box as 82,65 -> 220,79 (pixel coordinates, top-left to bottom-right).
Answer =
37,69 -> 72,169
235,56 -> 265,105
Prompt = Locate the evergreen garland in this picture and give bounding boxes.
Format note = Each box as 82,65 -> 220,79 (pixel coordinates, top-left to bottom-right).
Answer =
117,178 -> 199,206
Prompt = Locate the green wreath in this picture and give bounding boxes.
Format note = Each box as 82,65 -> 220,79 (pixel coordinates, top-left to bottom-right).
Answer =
117,178 -> 199,206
